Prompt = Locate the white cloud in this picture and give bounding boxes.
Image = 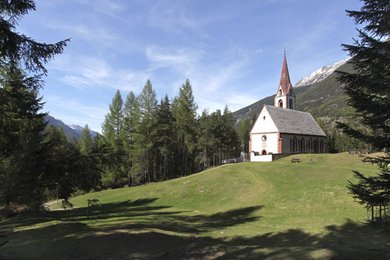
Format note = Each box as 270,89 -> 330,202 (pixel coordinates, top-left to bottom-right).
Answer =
50,55 -> 150,92
146,46 -> 204,71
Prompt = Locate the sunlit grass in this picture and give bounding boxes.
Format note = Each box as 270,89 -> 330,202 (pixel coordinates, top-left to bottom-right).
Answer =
1,153 -> 389,259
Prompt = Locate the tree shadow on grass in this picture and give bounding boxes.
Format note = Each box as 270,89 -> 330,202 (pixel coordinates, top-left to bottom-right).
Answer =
2,198 -> 390,259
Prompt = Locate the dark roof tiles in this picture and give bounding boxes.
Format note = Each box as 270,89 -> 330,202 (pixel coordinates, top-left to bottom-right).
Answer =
265,105 -> 326,136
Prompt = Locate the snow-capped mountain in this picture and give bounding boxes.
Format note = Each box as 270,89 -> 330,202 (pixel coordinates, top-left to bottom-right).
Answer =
45,115 -> 98,140
70,124 -> 98,138
294,58 -> 350,88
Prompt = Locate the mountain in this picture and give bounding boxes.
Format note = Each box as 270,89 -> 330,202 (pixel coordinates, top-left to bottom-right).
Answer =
233,59 -> 354,124
45,115 -> 98,140
70,124 -> 98,138
294,58 -> 349,88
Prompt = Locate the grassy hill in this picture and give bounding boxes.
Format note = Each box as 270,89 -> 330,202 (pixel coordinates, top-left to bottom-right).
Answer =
1,153 -> 390,259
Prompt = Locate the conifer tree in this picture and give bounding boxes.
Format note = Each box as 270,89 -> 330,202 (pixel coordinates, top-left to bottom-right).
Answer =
151,96 -> 178,180
122,91 -> 142,185
0,0 -> 68,208
173,79 -> 198,175
0,64 -> 46,207
101,90 -> 126,187
102,90 -> 124,147
0,0 -> 69,74
79,124 -> 93,155
338,0 -> 390,222
138,80 -> 157,182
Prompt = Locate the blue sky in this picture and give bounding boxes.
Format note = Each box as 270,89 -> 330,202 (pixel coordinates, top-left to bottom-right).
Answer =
19,0 -> 362,132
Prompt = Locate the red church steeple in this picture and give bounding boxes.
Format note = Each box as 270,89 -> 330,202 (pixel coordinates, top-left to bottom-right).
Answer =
274,50 -> 296,109
279,50 -> 293,95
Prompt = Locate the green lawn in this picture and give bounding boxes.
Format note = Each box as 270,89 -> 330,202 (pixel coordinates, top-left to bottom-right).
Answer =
1,153 -> 390,259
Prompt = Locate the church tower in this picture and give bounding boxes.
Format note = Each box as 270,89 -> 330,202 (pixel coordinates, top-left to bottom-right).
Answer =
274,50 -> 296,109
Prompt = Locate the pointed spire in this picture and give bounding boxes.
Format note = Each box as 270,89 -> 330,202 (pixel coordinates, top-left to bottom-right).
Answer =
279,50 -> 293,94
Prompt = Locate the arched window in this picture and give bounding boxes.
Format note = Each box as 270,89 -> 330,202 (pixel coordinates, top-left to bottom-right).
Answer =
262,150 -> 267,155
290,138 -> 293,152
278,99 -> 283,108
309,139 -> 313,152
289,99 -> 293,109
279,89 -> 282,96
301,138 -> 305,152
320,139 -> 324,153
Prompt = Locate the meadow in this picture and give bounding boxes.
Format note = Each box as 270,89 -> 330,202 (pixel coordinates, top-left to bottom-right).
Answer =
1,153 -> 390,259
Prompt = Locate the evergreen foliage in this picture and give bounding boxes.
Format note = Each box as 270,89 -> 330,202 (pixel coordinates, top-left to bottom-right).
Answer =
98,79 -> 241,188
0,0 -> 69,74
338,0 -> 390,222
122,91 -> 142,185
173,79 -> 198,175
0,64 -> 47,208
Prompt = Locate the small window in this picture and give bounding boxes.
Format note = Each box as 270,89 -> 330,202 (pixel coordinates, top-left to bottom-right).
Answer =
278,99 -> 283,108
263,116 -> 266,120
261,135 -> 267,141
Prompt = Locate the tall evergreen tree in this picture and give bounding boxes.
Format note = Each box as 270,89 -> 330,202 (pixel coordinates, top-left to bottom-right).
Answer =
122,91 -> 142,185
221,106 -> 240,159
0,0 -> 68,209
79,124 -> 93,155
138,80 -> 157,183
197,110 -> 215,170
151,96 -> 178,180
102,90 -> 124,147
173,79 -> 198,175
101,90 -> 126,187
0,64 -> 46,208
337,0 -> 390,222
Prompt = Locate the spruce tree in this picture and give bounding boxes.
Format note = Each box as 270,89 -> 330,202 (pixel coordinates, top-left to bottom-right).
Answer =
0,0 -> 69,74
173,79 -> 198,175
338,0 -> 390,222
138,80 -> 157,183
101,90 -> 127,187
0,0 -> 68,209
79,124 -> 93,155
102,90 -> 124,148
151,96 -> 178,180
122,91 -> 142,185
0,64 -> 46,207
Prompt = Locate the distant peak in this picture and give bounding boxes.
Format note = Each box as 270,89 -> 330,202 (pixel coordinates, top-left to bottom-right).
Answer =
294,58 -> 350,88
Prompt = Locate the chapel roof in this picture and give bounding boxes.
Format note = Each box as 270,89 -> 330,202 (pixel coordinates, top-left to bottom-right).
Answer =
264,105 -> 326,136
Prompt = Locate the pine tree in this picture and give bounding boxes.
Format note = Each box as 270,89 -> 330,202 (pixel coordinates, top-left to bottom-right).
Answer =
122,91 -> 142,185
221,106 -> 240,160
151,96 -> 178,180
79,124 -> 93,155
101,90 -> 126,187
337,0 -> 390,222
0,0 -> 68,209
0,0 -> 69,74
197,110 -> 215,170
138,80 -> 157,183
173,79 -> 198,175
102,90 -> 124,147
0,64 -> 46,208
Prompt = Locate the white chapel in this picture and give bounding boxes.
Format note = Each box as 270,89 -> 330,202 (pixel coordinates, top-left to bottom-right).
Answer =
249,52 -> 326,162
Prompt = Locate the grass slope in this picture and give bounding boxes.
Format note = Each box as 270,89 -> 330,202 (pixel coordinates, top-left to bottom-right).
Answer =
1,153 -> 390,259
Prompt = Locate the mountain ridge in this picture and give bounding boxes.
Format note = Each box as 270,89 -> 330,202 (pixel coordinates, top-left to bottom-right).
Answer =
45,115 -> 98,140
